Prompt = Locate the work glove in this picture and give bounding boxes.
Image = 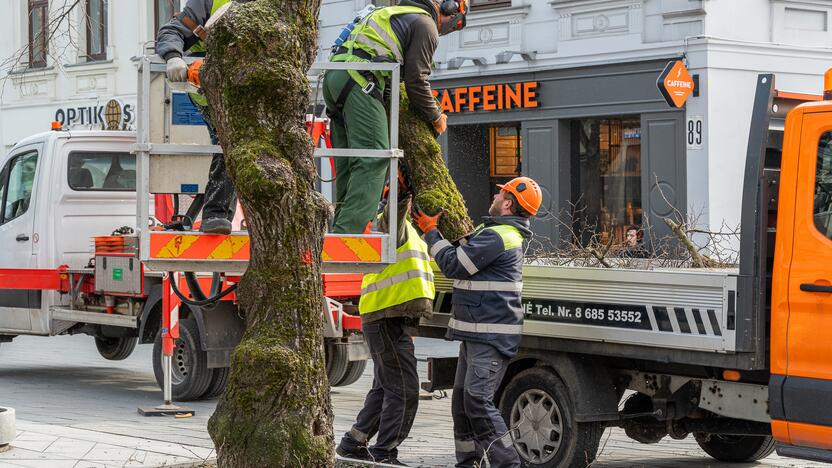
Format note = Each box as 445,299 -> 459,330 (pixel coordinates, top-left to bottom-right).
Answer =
411,204 -> 443,234
166,56 -> 188,82
432,113 -> 448,135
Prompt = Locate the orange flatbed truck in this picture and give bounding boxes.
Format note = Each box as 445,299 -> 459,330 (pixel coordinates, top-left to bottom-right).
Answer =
419,72 -> 832,467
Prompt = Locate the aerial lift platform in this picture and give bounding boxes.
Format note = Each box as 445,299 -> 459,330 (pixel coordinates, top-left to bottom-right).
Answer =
129,54 -> 405,413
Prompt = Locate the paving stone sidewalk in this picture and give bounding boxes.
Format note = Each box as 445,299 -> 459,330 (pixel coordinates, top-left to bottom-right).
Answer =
0,335 -> 827,467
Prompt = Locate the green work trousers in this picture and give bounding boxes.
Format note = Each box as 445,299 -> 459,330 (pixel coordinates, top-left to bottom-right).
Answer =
323,69 -> 390,234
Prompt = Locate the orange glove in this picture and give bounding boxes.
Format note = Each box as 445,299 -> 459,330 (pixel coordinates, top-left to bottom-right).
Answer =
432,114 -> 448,135
411,204 -> 443,233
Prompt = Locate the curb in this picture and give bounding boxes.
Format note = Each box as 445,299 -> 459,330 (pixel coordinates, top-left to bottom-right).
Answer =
153,459 -> 217,468
0,407 -> 15,452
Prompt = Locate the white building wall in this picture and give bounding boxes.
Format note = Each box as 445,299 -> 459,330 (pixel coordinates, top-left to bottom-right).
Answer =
0,1 -> 180,152
317,0 -> 831,236
0,0 -> 828,236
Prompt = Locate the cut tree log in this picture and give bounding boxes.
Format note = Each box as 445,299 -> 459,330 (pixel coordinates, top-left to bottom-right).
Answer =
200,0 -> 333,466
398,86 -> 474,241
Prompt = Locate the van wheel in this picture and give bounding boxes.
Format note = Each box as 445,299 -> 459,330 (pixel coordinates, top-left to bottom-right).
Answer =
333,359 -> 367,387
152,319 -> 213,401
499,368 -> 604,468
202,367 -> 230,399
95,336 -> 138,361
694,433 -> 775,462
325,341 -> 349,386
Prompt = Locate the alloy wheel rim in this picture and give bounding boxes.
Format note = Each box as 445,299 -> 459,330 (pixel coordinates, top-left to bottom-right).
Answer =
510,388 -> 563,464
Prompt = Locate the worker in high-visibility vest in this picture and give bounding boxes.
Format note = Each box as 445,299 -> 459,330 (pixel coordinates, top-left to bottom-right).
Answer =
336,186 -> 435,465
324,0 -> 467,234
412,177 -> 541,468
156,0 -> 235,235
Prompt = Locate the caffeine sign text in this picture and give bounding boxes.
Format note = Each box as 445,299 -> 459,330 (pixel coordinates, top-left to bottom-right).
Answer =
432,82 -> 539,113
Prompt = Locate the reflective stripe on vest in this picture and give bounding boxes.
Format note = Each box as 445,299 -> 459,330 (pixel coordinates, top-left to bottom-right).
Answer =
472,223 -> 524,251
189,0 -> 231,54
359,222 -> 435,314
453,279 -> 523,292
331,6 -> 430,90
448,318 -> 523,335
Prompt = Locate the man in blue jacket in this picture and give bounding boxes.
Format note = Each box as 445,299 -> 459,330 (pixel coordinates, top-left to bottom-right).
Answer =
411,176 -> 542,468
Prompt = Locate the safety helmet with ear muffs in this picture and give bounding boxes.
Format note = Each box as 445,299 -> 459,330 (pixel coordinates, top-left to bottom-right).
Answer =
435,0 -> 467,35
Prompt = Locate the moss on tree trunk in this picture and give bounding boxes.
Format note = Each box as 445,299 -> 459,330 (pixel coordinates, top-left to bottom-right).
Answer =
398,86 -> 474,241
200,1 -> 333,466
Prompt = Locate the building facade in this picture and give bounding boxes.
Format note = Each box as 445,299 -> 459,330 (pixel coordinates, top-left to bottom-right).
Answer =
1,0 -> 831,249
0,1 -> 185,151
318,0 -> 832,247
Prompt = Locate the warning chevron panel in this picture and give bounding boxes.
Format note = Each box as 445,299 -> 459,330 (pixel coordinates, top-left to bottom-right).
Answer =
149,233 -> 250,260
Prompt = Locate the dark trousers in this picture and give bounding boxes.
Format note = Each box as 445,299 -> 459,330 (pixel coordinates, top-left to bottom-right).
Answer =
339,317 -> 420,460
452,341 -> 520,468
201,115 -> 237,222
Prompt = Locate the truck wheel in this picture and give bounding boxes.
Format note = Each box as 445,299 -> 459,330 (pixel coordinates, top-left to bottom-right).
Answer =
334,359 -> 367,387
325,341 -> 349,386
95,336 -> 138,361
152,319 -> 213,401
694,433 -> 775,462
202,367 -> 230,399
499,368 -> 604,468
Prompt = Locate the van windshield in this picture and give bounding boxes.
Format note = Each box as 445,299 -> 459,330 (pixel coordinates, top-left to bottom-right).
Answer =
68,152 -> 135,191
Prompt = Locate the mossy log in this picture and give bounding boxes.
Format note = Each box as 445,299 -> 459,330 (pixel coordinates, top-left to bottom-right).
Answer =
398,86 -> 474,241
200,1 -> 333,466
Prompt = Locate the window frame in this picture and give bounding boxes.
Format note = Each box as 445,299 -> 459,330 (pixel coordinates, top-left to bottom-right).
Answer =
28,0 -> 49,69
154,0 -> 177,38
84,0 -> 107,62
1,151 -> 40,226
469,0 -> 512,12
812,131 -> 832,241
67,151 -> 136,192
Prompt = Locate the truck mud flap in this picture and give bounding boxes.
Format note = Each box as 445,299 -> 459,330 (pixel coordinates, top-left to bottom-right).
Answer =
192,301 -> 244,368
421,356 -> 458,392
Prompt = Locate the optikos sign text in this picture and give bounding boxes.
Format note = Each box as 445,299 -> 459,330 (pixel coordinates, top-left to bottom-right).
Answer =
432,82 -> 539,113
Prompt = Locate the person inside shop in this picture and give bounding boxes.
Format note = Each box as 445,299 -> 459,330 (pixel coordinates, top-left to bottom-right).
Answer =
622,224 -> 649,258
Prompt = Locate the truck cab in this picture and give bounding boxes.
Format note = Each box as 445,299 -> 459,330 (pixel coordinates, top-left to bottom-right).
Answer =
770,77 -> 832,459
0,129 -> 137,336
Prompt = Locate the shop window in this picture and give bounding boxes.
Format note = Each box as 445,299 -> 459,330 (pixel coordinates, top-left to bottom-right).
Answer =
85,0 -> 107,61
813,131 -> 832,240
571,117 -> 642,245
2,152 -> 39,224
470,0 -> 512,11
490,126 -> 521,177
28,0 -> 48,68
68,152 -> 136,191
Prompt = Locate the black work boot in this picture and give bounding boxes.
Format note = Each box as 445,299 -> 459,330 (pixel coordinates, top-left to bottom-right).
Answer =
200,217 -> 232,235
376,457 -> 408,466
335,444 -> 372,462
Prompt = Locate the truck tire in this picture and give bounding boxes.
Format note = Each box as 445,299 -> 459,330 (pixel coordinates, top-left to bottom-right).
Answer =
694,433 -> 776,463
95,336 -> 138,361
325,340 -> 349,386
202,367 -> 230,399
152,319 -> 213,401
333,359 -> 367,387
499,367 -> 604,468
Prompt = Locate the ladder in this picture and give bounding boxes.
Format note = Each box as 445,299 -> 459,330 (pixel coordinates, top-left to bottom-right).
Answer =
132,55 -> 404,274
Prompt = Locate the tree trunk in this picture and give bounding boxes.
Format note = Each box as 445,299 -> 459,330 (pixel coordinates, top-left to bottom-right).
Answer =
200,1 -> 333,466
398,86 -> 474,240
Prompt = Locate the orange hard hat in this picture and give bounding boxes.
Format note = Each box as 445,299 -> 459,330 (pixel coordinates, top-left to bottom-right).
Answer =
497,176 -> 542,216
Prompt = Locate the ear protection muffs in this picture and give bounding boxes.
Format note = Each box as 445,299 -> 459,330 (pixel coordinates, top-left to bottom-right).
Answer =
436,0 -> 467,35
439,0 -> 459,15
